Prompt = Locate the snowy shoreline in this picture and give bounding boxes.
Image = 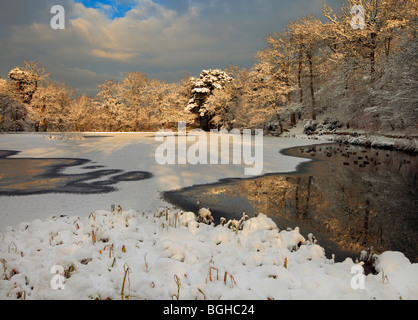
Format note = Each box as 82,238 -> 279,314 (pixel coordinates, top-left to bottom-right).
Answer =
306,134 -> 417,155
280,122 -> 418,156
3,130 -> 417,155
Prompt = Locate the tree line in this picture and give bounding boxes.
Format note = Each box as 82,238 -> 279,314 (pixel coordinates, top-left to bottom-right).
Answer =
1,0 -> 416,134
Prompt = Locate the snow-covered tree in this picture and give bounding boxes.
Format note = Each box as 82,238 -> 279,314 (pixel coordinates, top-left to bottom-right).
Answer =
8,61 -> 50,104
97,80 -> 131,132
8,68 -> 37,104
30,82 -> 73,132
367,32 -> 418,133
119,72 -> 148,131
0,78 -> 31,132
288,16 -> 325,120
66,94 -> 101,132
317,0 -> 418,132
205,82 -> 235,130
96,73 -> 193,132
240,63 -> 287,130
255,31 -> 296,104
154,78 -> 194,130
186,69 -> 233,131
323,0 -> 414,83
255,30 -> 300,126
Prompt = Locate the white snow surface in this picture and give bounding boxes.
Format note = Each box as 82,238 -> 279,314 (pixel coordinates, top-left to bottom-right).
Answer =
0,133 -> 323,232
1,209 -> 417,300
1,133 -> 417,300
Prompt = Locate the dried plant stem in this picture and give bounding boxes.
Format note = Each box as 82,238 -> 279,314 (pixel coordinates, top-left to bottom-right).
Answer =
91,230 -> 96,245
174,275 -> 181,300
121,264 -> 131,300
198,289 -> 206,300
144,254 -> 149,272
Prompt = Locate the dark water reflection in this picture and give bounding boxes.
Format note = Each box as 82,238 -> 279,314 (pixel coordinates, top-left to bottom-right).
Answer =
164,143 -> 418,262
0,150 -> 153,196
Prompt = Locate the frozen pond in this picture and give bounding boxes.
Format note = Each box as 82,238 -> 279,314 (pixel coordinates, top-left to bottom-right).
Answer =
2,134 -> 415,263
0,133 -> 323,232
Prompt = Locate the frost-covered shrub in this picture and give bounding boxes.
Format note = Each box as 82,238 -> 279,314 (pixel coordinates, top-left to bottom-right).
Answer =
303,119 -> 343,135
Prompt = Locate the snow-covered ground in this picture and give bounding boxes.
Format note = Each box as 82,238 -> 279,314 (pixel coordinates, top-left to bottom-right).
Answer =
1,133 -> 417,300
2,208 -> 417,300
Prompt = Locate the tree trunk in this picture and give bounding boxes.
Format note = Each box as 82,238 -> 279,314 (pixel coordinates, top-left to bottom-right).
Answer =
295,177 -> 301,219
304,176 -> 313,219
41,104 -> 47,132
298,44 -> 304,104
307,52 -> 316,120
291,113 -> 297,126
384,36 -> 392,57
135,108 -> 139,132
370,32 -> 377,83
284,65 -> 291,104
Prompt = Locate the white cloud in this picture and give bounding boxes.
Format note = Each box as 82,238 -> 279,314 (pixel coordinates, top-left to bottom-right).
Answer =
0,0 -> 341,95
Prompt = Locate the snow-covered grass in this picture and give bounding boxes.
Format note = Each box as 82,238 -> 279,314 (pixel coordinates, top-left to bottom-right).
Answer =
1,208 -> 416,300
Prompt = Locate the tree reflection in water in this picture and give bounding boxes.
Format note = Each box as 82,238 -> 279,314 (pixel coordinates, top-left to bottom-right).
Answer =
165,144 -> 417,262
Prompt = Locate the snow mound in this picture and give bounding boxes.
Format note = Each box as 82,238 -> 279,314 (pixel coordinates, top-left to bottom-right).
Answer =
1,209 -> 417,300
241,213 -> 277,235
198,207 -> 214,225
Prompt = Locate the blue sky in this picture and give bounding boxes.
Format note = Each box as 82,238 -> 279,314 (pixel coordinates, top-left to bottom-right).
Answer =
0,0 -> 341,95
74,0 -> 136,18
74,0 -> 190,18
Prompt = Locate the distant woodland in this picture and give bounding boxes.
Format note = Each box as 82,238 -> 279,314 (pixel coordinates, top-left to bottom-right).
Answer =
1,0 -> 416,135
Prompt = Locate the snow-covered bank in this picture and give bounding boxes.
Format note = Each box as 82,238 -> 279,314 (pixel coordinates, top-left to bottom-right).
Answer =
281,119 -> 418,155
296,134 -> 418,155
1,208 -> 417,300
